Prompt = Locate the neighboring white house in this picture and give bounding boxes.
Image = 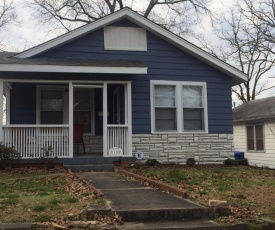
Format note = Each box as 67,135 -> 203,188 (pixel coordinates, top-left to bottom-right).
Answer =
233,97 -> 275,169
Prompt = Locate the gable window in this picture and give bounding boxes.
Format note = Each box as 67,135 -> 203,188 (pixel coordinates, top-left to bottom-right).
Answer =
151,81 -> 208,133
247,125 -> 264,151
104,26 -> 147,51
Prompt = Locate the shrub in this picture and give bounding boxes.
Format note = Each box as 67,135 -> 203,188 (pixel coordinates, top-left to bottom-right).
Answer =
145,159 -> 160,166
223,158 -> 249,166
223,158 -> 238,166
186,158 -> 196,167
0,143 -> 20,170
40,146 -> 58,169
238,158 -> 249,166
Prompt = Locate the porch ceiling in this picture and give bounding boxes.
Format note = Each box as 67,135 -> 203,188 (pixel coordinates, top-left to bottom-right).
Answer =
0,52 -> 147,74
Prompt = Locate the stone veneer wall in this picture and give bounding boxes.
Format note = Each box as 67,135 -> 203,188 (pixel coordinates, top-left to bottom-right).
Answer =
82,135 -> 103,154
132,133 -> 234,164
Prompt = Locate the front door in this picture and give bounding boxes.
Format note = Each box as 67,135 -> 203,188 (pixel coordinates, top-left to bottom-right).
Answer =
73,89 -> 94,134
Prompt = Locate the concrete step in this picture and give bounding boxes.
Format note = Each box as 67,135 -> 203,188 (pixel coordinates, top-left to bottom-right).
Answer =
115,207 -> 208,222
63,164 -> 114,171
59,156 -> 136,165
118,220 -> 222,230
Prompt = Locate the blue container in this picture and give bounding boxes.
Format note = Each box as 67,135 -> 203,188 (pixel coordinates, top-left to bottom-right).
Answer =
234,151 -> 245,160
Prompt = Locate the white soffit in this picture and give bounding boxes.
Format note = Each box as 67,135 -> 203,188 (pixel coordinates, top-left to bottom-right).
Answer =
0,64 -> 148,74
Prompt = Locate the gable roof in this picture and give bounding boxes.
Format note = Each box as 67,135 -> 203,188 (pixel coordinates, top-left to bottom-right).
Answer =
5,8 -> 246,84
233,96 -> 275,123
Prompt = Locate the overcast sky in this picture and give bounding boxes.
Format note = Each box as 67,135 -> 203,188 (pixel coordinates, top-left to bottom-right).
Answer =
2,0 -> 275,103
2,0 -> 236,52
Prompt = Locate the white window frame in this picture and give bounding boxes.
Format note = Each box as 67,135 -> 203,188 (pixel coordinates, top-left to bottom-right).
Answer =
150,80 -> 208,134
104,26 -> 147,51
36,85 -> 67,124
246,124 -> 265,152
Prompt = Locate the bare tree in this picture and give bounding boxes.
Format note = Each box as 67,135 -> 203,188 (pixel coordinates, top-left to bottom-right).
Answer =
0,0 -> 17,30
0,0 -> 18,51
242,0 -> 275,47
198,5 -> 275,103
26,0 -> 213,36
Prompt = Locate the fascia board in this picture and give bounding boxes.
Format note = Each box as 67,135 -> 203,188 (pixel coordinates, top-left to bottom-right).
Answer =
0,64 -> 148,74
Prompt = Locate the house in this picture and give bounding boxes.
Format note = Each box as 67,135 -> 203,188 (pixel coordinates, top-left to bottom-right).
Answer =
0,8 -> 247,164
233,97 -> 275,169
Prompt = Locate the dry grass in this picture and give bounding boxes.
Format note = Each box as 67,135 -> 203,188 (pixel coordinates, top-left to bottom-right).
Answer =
0,167 -> 98,223
129,165 -> 275,223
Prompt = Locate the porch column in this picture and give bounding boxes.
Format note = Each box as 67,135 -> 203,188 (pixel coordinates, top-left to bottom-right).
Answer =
68,82 -> 73,158
0,80 -> 3,142
126,82 -> 132,156
4,83 -> 10,125
103,82 -> 108,157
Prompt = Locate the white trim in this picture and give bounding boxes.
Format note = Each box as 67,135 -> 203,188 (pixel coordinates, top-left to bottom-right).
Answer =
14,8 -> 246,85
0,80 -> 3,142
103,82 -> 108,157
68,82 -> 74,158
3,84 -> 10,125
0,79 -> 132,84
127,82 -> 132,156
36,85 -> 67,124
3,124 -> 69,128
150,80 -> 208,134
0,64 -> 147,74
72,84 -> 104,88
246,124 -> 265,152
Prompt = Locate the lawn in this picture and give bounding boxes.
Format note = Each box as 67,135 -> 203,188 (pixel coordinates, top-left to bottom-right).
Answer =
0,167 -> 99,223
128,165 -> 275,224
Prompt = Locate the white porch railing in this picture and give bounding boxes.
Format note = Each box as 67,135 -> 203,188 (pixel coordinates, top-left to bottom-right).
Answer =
2,125 -> 69,158
107,125 -> 129,156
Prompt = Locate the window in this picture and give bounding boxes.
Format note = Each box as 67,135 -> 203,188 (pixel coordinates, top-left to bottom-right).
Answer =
151,81 -> 208,133
182,86 -> 204,130
39,88 -> 64,124
247,125 -> 264,151
155,85 -> 177,131
104,26 -> 147,51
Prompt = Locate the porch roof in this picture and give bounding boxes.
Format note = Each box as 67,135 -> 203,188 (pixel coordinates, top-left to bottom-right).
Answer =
0,52 -> 147,74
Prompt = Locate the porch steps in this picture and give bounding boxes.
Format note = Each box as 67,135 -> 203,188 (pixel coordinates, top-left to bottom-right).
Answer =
61,156 -> 136,171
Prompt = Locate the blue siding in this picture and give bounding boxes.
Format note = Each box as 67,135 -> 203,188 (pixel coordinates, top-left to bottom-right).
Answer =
10,83 -> 36,124
9,19 -> 233,134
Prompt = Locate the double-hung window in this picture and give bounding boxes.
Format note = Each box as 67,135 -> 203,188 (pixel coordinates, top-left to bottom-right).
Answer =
246,125 -> 264,151
154,85 -> 177,131
38,87 -> 65,124
151,81 -> 207,133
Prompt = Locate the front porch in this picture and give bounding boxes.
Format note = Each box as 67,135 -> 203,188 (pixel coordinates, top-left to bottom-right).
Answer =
0,80 -> 133,159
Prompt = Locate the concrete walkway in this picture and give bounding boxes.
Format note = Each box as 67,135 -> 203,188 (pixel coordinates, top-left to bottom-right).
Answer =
78,172 -> 222,229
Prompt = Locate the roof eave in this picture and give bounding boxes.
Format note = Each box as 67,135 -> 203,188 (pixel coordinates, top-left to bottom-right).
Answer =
0,64 -> 148,74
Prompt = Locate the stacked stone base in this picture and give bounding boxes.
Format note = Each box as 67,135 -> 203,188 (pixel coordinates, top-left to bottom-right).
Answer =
132,133 -> 234,164
82,135 -> 103,154
80,133 -> 233,164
